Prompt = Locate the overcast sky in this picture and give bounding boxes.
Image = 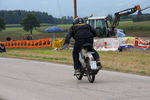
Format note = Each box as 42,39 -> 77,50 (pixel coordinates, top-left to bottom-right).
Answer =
0,0 -> 150,18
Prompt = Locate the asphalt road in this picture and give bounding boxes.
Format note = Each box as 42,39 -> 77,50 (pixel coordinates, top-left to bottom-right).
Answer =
0,57 -> 150,100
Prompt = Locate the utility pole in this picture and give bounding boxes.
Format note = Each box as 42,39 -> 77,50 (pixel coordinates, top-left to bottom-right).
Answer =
74,0 -> 77,19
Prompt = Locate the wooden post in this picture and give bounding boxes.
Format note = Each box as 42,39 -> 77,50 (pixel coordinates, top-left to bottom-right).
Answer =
74,0 -> 77,19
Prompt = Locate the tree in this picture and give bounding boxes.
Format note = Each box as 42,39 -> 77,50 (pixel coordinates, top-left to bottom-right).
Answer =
107,14 -> 113,25
0,10 -> 74,24
21,14 -> 40,34
0,17 -> 5,31
132,14 -> 150,22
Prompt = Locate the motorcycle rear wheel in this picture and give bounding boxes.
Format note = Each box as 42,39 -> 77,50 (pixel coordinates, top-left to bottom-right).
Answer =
86,59 -> 96,83
87,73 -> 95,83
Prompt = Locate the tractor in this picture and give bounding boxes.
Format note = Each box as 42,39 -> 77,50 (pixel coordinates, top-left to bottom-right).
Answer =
86,5 -> 141,37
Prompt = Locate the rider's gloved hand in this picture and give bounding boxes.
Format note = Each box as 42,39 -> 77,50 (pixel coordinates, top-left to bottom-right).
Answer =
60,44 -> 69,50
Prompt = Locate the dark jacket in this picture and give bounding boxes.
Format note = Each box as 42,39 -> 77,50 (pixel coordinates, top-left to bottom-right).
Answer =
64,23 -> 97,44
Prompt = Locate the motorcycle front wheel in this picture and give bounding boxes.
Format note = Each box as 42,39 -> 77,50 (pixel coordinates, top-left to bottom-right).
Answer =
76,74 -> 83,80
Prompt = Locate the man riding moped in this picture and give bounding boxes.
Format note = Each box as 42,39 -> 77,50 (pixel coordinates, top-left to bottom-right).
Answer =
61,17 -> 102,74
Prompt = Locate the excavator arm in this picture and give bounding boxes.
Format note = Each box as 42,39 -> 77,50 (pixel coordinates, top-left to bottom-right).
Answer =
138,6 -> 150,15
111,5 -> 141,29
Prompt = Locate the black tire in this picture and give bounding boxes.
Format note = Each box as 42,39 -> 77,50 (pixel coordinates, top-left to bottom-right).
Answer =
76,74 -> 83,80
87,73 -> 95,83
86,58 -> 96,83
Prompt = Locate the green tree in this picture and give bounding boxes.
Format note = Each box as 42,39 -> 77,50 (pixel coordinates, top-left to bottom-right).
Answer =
21,14 -> 40,34
0,17 -> 5,31
107,14 -> 113,25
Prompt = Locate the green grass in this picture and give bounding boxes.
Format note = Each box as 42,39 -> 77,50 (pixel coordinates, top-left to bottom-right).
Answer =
0,48 -> 150,76
117,21 -> 150,37
0,27 -> 44,41
119,20 -> 133,23
118,21 -> 150,31
0,25 -> 66,41
0,27 -> 41,36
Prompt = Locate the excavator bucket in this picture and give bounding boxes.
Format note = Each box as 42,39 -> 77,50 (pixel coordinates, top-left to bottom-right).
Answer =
135,5 -> 141,10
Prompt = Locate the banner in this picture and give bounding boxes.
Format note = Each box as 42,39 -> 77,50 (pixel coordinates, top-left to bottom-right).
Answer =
52,38 -> 64,48
94,37 -> 150,51
94,38 -> 119,51
1,37 -> 149,50
134,37 -> 150,49
124,37 -> 135,46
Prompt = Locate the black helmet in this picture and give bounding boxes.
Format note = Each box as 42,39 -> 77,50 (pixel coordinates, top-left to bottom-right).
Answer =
73,17 -> 85,25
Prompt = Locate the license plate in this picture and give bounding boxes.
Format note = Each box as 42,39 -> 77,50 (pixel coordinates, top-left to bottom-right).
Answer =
90,61 -> 97,70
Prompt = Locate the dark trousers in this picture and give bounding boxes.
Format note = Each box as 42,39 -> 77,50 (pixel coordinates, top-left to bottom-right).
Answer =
73,38 -> 100,70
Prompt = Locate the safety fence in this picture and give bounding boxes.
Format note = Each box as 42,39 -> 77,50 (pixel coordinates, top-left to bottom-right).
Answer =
0,38 -> 52,48
0,37 -> 149,50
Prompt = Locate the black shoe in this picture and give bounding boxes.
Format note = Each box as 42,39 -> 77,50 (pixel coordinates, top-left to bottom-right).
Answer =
74,69 -> 81,75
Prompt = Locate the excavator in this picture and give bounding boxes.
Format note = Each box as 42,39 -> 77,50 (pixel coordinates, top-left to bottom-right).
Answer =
87,5 -> 141,37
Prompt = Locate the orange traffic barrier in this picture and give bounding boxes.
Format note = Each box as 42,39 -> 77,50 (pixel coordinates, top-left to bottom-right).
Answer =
0,38 -> 52,48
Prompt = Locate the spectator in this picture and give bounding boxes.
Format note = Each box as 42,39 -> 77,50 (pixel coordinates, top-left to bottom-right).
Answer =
111,28 -> 126,37
114,29 -> 126,51
0,42 -> 6,53
27,35 -> 33,40
6,37 -> 12,41
116,30 -> 126,37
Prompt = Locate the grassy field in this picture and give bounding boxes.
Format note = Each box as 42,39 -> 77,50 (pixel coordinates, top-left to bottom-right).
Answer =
119,21 -> 150,30
0,24 -> 66,41
0,48 -> 150,76
0,21 -> 150,41
118,21 -> 150,37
